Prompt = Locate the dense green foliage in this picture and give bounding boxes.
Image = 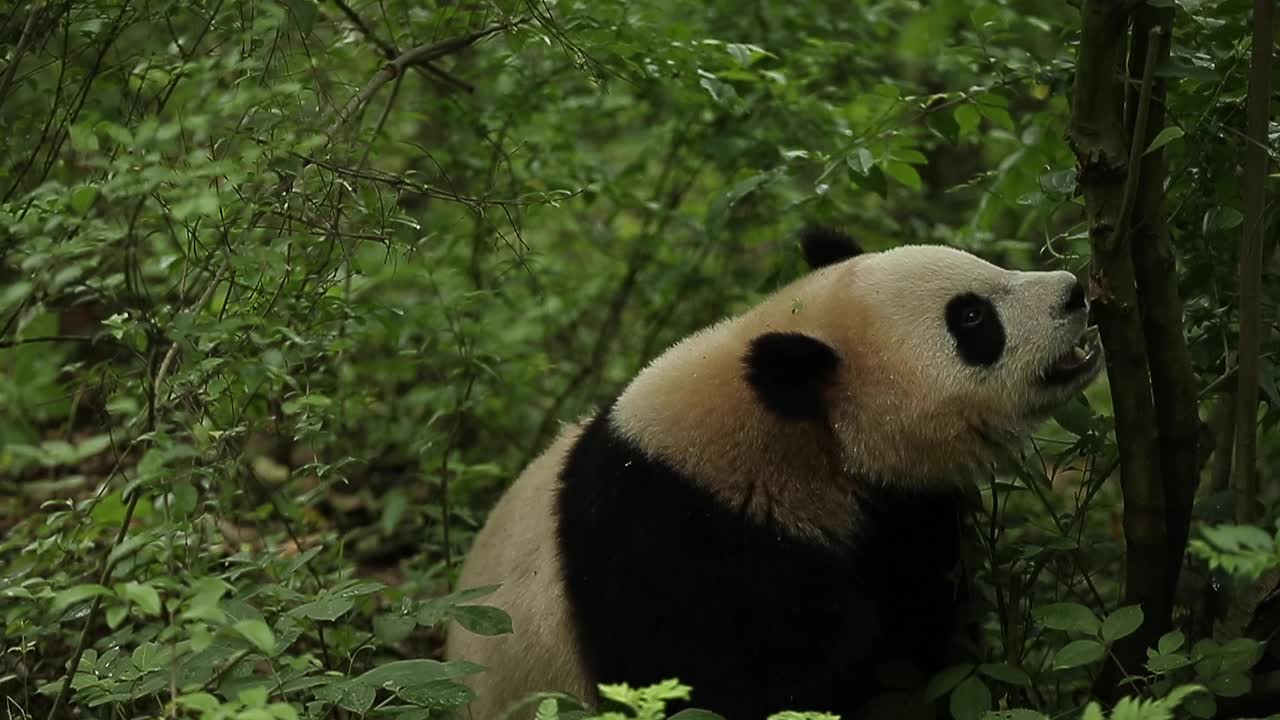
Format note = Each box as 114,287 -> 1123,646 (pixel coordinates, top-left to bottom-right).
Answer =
1,0 -> 1277,718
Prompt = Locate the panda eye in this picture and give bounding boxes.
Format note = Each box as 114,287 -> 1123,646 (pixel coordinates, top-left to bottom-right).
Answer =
961,306 -> 985,327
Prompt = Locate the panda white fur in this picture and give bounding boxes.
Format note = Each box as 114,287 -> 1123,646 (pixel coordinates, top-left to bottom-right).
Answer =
445,228 -> 1104,719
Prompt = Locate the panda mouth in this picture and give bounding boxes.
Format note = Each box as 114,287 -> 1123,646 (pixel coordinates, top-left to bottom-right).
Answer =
1042,326 -> 1103,386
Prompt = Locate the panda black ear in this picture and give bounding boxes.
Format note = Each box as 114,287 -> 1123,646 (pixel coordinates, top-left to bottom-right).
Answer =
799,226 -> 863,269
743,332 -> 840,421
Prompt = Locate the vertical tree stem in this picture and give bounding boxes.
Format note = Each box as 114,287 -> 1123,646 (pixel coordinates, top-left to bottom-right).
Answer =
1068,0 -> 1170,698
1126,10 -> 1202,598
1232,0 -> 1275,523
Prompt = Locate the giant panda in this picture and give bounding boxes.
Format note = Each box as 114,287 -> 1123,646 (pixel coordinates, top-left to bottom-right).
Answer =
445,227 -> 1103,719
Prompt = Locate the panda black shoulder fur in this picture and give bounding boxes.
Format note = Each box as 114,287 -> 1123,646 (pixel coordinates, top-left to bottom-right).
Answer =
445,228 -> 1104,719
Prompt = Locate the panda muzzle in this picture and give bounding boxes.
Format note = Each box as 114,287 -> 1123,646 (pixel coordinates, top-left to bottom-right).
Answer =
1042,326 -> 1102,385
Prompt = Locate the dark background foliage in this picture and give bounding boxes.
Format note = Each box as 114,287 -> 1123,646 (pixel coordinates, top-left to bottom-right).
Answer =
0,0 -> 1276,718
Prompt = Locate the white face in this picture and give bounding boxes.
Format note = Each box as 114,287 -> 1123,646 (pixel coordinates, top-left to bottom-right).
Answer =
847,245 -> 1103,434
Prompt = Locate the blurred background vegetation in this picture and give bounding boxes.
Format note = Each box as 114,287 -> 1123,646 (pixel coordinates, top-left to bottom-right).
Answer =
0,0 -> 1276,718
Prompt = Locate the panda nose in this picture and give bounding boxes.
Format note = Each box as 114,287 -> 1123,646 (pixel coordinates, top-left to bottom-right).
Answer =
1062,279 -> 1086,315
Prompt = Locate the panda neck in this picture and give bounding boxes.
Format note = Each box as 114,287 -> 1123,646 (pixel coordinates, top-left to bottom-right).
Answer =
610,328 -> 868,541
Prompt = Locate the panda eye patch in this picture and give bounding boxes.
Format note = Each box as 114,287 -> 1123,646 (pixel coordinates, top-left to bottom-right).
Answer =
945,293 -> 1005,367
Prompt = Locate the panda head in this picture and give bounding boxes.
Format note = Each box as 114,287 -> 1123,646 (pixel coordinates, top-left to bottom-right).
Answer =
743,227 -> 1104,481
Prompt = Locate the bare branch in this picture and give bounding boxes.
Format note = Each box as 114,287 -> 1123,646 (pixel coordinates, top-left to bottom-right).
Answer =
328,20 -> 523,136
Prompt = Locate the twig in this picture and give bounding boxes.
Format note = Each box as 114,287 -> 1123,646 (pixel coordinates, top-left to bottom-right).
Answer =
328,0 -> 474,92
327,20 -> 522,136
0,334 -> 104,349
0,0 -> 41,111
1232,0 -> 1274,523
48,265 -> 228,718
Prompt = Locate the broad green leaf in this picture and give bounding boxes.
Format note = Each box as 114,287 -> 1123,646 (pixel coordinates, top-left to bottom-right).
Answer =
451,604 -> 514,636
536,698 -> 560,720
117,581 -> 161,616
846,148 -> 876,175
1053,639 -> 1106,669
1208,672 -> 1249,698
883,161 -> 923,191
1147,652 -> 1193,673
1101,605 -> 1143,643
314,680 -> 376,714
1144,127 -> 1184,155
1203,207 -> 1244,233
954,105 -> 981,136
1157,630 -> 1185,654
233,619 -> 276,654
373,613 -> 417,643
672,711 -> 728,720
1033,602 -> 1100,635
53,584 -> 112,613
949,675 -> 991,720
397,679 -> 476,709
354,659 -> 483,690
978,663 -> 1031,686
924,664 -> 975,701
70,185 -> 98,214
290,596 -> 354,622
69,124 -> 99,152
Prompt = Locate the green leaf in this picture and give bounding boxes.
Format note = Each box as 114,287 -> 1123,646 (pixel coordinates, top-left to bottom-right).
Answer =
451,604 -> 513,636
290,596 -> 354,622
1183,692 -> 1216,718
1158,630 -> 1185,654
1208,672 -> 1250,698
536,698 -> 560,720
671,711 -> 728,720
846,148 -> 876,175
1102,605 -> 1144,643
233,619 -> 276,654
980,712 -> 1049,720
1147,652 -> 1193,673
69,124 -> 100,152
1033,602 -> 1101,635
353,659 -> 482,690
1144,127 -> 1184,155
977,663 -> 1031,687
397,679 -> 476,709
949,675 -> 991,720
883,161 -> 923,191
314,680 -> 376,714
924,664 -> 975,701
172,481 -> 198,516
1039,169 -> 1077,196
954,105 -> 981,136
1203,207 -> 1243,233
53,584 -> 112,613
373,614 -> 417,643
117,582 -> 162,616
1053,640 -> 1106,670
70,185 -> 98,214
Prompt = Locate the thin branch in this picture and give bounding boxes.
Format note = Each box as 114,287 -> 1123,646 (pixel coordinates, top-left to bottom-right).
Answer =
0,0 -> 40,111
48,265 -> 228,718
0,334 -> 104,349
328,0 -> 473,92
327,20 -> 522,136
